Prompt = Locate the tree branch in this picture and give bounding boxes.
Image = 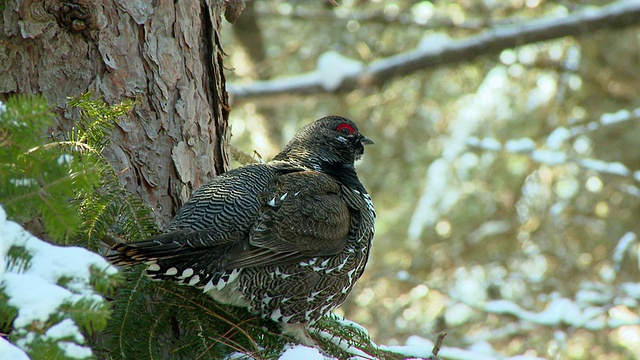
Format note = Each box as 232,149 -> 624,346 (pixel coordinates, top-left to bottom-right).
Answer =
228,0 -> 640,102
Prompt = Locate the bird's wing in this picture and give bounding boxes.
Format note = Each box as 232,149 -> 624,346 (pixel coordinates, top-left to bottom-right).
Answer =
224,170 -> 351,269
166,164 -> 276,234
108,164 -> 276,266
109,167 -> 353,272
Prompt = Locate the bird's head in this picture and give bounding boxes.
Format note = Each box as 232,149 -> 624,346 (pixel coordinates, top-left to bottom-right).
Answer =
274,116 -> 374,169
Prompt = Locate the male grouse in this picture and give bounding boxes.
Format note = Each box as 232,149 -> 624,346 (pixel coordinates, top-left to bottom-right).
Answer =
109,116 -> 376,344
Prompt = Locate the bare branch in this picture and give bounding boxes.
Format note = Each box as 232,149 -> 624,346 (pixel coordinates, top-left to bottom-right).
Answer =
251,7 -> 499,31
431,332 -> 447,359
229,0 -> 640,102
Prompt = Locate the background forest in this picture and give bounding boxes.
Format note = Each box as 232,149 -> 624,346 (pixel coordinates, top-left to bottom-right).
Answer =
222,0 -> 640,359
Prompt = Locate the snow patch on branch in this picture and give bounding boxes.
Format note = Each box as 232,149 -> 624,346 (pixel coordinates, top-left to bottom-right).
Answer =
579,158 -> 629,176
0,338 -> 28,360
546,127 -> 571,149
504,138 -> 536,153
531,149 -> 566,166
466,108 -> 640,188
317,51 -> 363,91
278,345 -> 328,360
601,109 -> 632,125
0,205 -> 117,359
613,232 -> 637,272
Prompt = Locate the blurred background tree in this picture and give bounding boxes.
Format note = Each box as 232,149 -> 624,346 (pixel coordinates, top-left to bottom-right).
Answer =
223,1 -> 640,359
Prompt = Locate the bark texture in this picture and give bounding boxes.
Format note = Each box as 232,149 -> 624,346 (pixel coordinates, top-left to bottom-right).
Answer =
0,0 -> 230,228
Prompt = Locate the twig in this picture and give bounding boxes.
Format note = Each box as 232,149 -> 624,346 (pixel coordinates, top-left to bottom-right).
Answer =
228,143 -> 260,165
432,332 -> 447,358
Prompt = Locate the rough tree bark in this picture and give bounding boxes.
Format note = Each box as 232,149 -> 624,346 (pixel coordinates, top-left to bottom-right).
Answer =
0,0 -> 230,229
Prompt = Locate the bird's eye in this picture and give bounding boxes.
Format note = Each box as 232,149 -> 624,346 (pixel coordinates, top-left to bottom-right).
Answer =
336,123 -> 355,135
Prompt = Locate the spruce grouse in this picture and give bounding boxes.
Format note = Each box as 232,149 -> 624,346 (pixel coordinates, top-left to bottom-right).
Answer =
109,116 -> 376,344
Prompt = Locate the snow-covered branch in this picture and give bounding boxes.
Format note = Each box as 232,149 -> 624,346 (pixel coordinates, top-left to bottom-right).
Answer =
229,0 -> 640,102
0,205 -> 119,359
467,107 -> 640,187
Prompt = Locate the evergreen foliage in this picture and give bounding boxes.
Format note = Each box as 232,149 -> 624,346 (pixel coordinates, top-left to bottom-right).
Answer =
0,93 -> 150,246
0,94 -> 87,242
66,93 -> 157,251
107,267 -> 406,359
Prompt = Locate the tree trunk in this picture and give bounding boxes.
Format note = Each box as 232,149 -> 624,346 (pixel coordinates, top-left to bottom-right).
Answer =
0,0 -> 230,229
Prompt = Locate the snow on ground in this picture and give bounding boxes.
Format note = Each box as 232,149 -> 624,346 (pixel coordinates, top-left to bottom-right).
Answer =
0,205 -> 117,359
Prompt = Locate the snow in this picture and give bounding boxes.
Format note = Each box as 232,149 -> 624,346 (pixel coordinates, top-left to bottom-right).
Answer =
381,335 -> 548,360
613,232 -> 637,271
445,303 -> 475,326
4,273 -> 86,328
8,178 -> 37,187
57,153 -> 73,166
227,51 -> 364,99
531,149 -> 566,165
440,346 -> 502,360
0,204 -> 117,359
484,299 -> 523,314
540,298 -> 587,326
526,73 -> 556,110
57,342 -> 94,359
418,32 -> 451,51
600,109 -> 631,125
467,137 -> 502,151
412,2 -> 436,24
546,127 -> 570,149
483,296 -> 616,331
576,289 -> 611,306
316,51 -> 363,91
408,158 -> 448,239
530,298 -> 582,326
505,138 -> 536,153
396,270 -> 410,281
0,338 -> 29,360
379,335 -> 433,359
335,317 -> 370,335
279,345 -> 326,360
621,282 -> 640,299
44,319 -> 85,343
578,158 -> 630,176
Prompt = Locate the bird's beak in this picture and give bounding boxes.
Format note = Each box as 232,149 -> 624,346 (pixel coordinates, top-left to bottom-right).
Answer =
359,135 -> 374,145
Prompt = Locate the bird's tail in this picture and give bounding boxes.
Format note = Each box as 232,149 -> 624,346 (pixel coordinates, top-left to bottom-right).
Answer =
108,230 -> 222,265
107,231 -> 238,290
